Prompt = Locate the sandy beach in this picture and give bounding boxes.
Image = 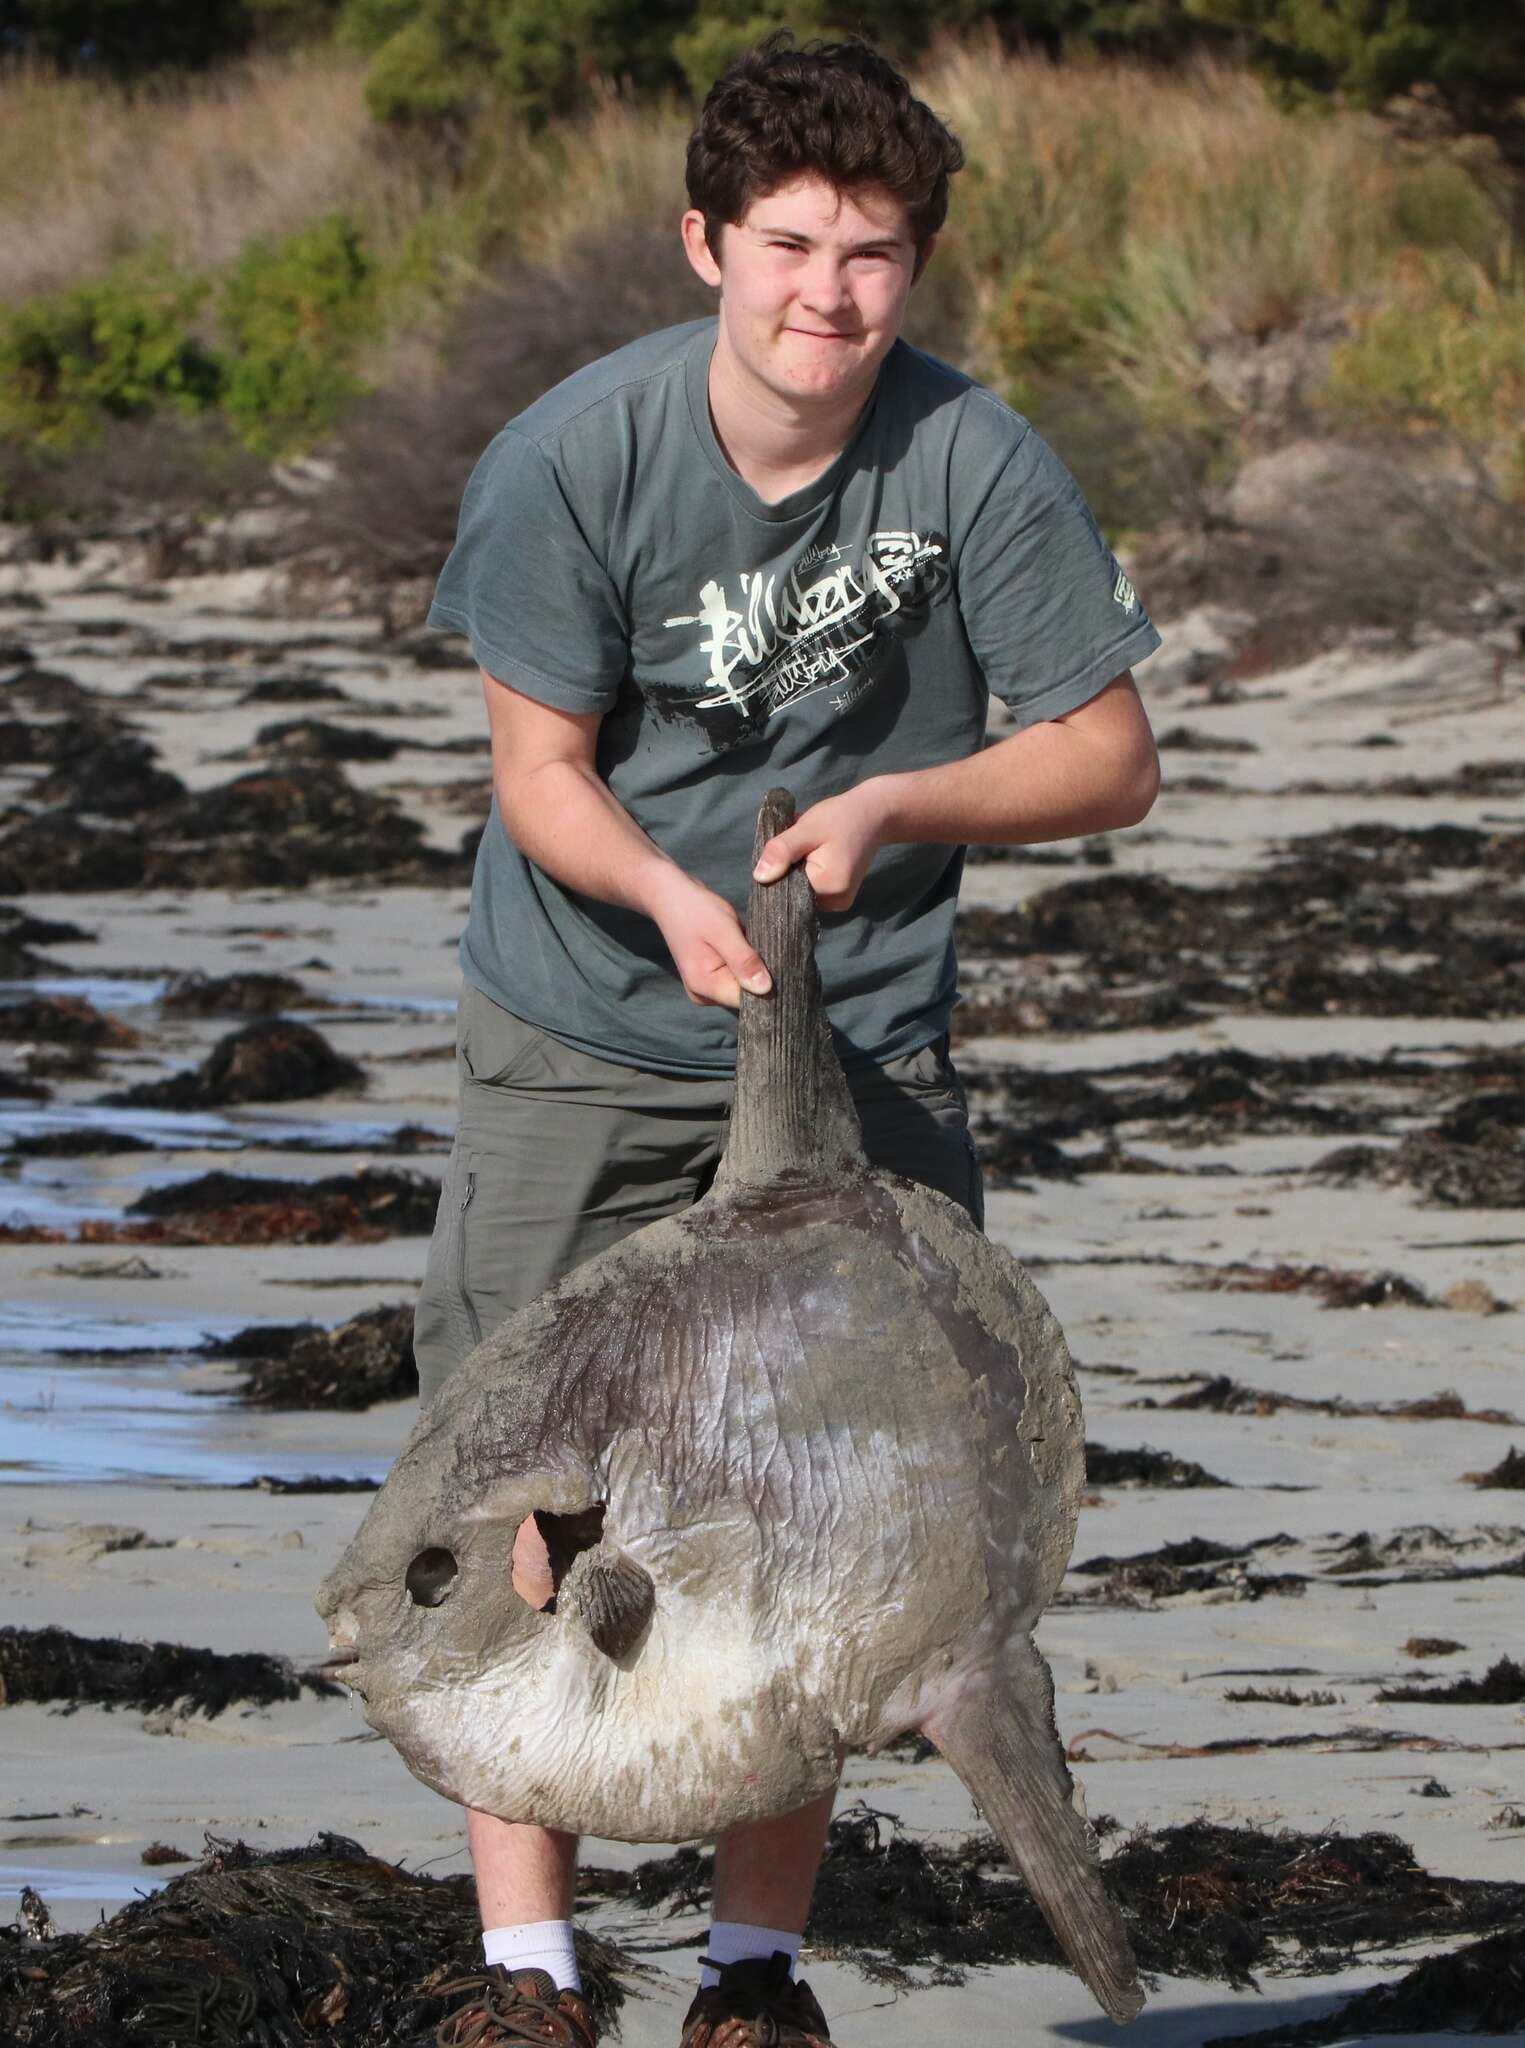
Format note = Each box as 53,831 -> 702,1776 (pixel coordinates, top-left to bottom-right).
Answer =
1,560 -> 1521,2044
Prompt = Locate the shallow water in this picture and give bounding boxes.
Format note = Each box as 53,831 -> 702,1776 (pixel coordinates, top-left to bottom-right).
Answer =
1,977 -> 456,1021
0,1357 -> 391,1487
0,1303 -> 257,1354
0,976 -> 168,1011
0,1862 -> 170,1902
0,1100 -> 448,1155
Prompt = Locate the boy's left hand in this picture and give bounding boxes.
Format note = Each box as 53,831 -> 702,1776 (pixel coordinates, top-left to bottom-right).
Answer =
752,780 -> 894,912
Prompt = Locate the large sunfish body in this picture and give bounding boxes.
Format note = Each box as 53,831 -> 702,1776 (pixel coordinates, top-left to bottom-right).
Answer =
317,791 -> 1142,2022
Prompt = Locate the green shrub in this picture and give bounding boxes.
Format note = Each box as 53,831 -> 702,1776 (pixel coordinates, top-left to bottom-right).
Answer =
219,213 -> 379,455
361,14 -> 478,124
0,257 -> 221,450
1328,256 -> 1525,501
670,4 -> 833,100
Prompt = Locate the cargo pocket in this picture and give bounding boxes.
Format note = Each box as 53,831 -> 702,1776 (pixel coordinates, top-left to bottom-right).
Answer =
452,1147 -> 483,1350
414,1143 -> 481,1403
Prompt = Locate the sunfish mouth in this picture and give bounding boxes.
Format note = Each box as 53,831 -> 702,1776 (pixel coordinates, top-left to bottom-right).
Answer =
318,1645 -> 364,1689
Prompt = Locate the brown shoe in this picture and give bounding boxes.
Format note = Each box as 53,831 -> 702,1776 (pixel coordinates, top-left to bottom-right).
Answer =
680,1952 -> 831,2048
427,1963 -> 597,2047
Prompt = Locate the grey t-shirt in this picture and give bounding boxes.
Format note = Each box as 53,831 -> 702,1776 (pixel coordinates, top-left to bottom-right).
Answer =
429,318 -> 1160,1076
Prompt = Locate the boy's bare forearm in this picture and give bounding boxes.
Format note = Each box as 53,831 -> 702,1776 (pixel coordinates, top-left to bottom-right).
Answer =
877,699 -> 1160,847
751,672 -> 1159,911
494,756 -> 677,917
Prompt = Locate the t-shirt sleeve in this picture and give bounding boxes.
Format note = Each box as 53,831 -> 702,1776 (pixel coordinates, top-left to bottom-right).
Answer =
955,416 -> 1161,726
426,427 -> 628,714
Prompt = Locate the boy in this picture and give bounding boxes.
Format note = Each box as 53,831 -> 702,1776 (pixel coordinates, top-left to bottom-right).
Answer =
416,32 -> 1160,2048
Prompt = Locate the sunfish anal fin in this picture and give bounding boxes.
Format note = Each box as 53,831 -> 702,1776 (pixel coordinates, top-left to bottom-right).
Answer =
561,1542 -> 656,1661
924,1633 -> 1144,2023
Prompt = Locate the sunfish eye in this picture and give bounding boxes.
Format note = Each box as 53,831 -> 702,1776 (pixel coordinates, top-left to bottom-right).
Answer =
405,1546 -> 458,1608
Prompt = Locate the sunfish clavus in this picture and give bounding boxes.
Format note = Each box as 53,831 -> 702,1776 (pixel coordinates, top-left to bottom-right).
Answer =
316,789 -> 1143,2023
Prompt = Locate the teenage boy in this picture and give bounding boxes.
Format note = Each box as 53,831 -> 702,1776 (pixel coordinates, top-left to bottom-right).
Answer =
414,32 -> 1160,2048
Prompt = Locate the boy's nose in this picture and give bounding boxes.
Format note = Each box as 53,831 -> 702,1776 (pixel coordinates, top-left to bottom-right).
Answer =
799,262 -> 851,317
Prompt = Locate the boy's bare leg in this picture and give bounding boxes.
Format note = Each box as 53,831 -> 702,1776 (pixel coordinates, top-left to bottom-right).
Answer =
469,1809 -> 579,1925
712,1788 -> 838,1932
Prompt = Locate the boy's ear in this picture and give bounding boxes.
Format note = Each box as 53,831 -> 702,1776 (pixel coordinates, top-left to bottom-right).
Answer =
911,234 -> 938,287
681,209 -> 723,289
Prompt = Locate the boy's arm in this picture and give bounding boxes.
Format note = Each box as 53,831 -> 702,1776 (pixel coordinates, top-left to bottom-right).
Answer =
481,671 -> 772,1008
753,671 -> 1159,909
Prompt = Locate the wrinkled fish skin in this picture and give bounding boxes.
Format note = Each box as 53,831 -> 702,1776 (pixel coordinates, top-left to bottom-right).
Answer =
317,789 -> 1143,2024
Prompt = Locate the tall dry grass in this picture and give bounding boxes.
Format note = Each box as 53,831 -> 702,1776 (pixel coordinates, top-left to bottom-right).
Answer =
920,41 -> 1497,390
0,51 -> 447,306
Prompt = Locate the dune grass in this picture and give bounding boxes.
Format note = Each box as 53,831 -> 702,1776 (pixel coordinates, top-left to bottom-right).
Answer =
0,52 -> 444,307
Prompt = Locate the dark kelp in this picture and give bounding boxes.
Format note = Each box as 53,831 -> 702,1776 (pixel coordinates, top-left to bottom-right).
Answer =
0,1834 -> 636,2047
102,1019 -> 364,1109
581,1814 -> 1525,1993
1202,1925 -> 1525,2046
1084,1443 -> 1232,1489
0,1626 -> 341,1716
1377,1656 -> 1525,1705
208,1303 -> 418,1409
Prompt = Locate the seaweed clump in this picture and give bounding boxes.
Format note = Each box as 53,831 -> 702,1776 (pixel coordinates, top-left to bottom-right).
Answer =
0,1834 -> 635,2047
103,1019 -> 363,1109
1315,1093 -> 1525,1209
1467,1445 -> 1525,1488
1067,1534 -> 1306,1605
0,1168 -> 445,1247
0,1626 -> 340,1716
582,1814 -> 1525,1992
209,1304 -> 418,1409
0,761 -> 471,894
161,972 -> 313,1016
1203,1926 -> 1525,2046
1377,1656 -> 1525,1705
1084,1442 -> 1232,1489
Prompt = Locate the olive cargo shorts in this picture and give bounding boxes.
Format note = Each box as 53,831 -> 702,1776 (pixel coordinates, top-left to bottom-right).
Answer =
413,978 -> 985,1407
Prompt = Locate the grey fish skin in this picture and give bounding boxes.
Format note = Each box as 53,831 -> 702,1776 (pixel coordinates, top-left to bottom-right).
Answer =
316,789 -> 1143,2024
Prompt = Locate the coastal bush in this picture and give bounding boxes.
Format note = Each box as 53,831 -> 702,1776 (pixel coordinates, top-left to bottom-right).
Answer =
219,213 -> 379,455
1328,257 -> 1525,503
0,256 -> 221,449
310,223 -> 711,563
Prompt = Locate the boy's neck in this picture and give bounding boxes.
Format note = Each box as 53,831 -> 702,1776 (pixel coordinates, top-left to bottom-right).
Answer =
706,336 -> 876,505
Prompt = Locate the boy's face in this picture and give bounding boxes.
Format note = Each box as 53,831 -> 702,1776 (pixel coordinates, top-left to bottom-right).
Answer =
682,174 -> 927,413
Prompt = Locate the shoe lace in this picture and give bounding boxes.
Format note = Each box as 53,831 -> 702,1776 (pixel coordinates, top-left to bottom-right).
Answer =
696,1953 -> 820,2047
432,1966 -> 588,2048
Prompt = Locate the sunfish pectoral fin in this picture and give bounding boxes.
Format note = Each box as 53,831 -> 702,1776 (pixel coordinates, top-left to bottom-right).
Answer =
560,1542 -> 656,1661
923,1633 -> 1144,2024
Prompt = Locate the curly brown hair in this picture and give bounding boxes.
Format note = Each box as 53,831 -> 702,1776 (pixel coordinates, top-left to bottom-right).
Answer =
686,32 -> 964,259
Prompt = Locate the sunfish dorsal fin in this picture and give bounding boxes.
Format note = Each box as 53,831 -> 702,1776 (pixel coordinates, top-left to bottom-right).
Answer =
715,787 -> 868,1190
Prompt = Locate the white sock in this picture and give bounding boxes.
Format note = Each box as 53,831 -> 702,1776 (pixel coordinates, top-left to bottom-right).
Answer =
700,1920 -> 801,1990
482,1919 -> 582,1994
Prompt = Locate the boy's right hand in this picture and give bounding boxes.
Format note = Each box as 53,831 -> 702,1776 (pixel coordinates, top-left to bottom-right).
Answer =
647,872 -> 772,1009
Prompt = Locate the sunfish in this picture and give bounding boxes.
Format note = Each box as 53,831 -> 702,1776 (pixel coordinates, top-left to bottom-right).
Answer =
316,789 -> 1142,2022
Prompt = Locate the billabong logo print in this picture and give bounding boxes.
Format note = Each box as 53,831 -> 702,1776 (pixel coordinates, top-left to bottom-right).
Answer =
660,528 -> 949,751
1112,569 -> 1137,613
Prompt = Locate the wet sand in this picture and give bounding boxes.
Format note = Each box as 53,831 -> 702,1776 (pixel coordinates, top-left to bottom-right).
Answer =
1,567 -> 1521,2044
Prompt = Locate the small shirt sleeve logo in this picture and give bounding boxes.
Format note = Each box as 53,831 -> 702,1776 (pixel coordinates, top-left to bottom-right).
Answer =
1112,569 -> 1138,614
